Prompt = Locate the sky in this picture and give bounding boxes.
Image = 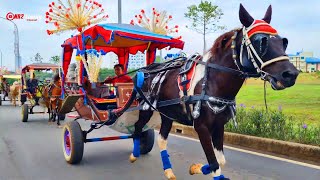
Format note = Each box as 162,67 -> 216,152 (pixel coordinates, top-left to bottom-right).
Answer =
0,0 -> 319,70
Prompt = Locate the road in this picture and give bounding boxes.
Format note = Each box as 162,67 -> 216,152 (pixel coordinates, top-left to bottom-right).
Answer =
0,102 -> 319,180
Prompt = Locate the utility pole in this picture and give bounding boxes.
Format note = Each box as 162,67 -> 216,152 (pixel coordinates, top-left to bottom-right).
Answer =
118,0 -> 122,23
0,49 -> 2,69
0,17 -> 20,72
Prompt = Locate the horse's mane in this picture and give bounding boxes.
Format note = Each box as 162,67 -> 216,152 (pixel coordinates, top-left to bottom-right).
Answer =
210,28 -> 242,56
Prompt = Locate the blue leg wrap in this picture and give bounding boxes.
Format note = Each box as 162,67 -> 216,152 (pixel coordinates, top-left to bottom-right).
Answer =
201,164 -> 211,175
213,174 -> 225,180
132,138 -> 140,157
160,150 -> 172,170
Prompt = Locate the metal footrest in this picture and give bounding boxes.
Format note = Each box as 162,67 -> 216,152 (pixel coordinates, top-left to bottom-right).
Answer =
59,94 -> 82,114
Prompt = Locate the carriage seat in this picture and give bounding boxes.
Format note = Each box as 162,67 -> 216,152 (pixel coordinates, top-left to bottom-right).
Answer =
88,95 -> 117,110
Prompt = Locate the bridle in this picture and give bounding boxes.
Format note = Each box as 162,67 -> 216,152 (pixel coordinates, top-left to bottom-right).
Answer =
232,20 -> 290,81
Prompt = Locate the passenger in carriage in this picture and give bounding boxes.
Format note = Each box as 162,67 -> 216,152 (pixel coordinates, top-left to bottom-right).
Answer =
103,64 -> 133,85
0,77 -> 9,99
102,64 -> 133,99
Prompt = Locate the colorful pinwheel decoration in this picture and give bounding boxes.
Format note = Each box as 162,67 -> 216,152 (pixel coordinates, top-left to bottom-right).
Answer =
130,8 -> 182,40
0,67 -> 9,75
46,0 -> 108,35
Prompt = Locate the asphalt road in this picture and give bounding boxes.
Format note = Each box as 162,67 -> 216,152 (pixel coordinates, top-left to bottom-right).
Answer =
0,102 -> 319,180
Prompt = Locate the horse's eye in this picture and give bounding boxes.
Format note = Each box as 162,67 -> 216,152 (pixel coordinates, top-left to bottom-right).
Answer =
259,36 -> 268,57
282,38 -> 288,50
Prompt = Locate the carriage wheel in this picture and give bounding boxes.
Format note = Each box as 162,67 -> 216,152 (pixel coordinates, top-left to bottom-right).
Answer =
140,129 -> 155,155
21,104 -> 29,122
0,98 -> 2,106
62,121 -> 84,164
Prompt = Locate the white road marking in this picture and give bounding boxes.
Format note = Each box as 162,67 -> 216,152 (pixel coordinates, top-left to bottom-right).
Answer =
161,131 -> 320,170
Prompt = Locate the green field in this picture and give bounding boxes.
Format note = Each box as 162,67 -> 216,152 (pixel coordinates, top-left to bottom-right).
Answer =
236,73 -> 320,125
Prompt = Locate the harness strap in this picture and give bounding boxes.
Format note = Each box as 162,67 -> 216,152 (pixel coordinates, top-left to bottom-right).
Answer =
157,95 -> 235,107
195,59 -> 260,78
261,56 -> 289,69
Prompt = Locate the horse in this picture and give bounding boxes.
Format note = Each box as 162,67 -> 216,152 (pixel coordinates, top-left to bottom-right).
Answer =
128,4 -> 299,180
9,81 -> 21,106
40,74 -> 63,126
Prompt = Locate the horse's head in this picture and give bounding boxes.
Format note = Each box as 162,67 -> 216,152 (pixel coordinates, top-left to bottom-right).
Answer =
238,4 -> 299,90
53,73 -> 62,86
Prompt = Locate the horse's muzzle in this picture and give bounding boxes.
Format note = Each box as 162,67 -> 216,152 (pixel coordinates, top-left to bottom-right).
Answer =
268,69 -> 299,90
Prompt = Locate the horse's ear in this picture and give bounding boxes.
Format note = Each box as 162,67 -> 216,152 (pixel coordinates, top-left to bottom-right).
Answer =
239,3 -> 254,27
262,5 -> 272,24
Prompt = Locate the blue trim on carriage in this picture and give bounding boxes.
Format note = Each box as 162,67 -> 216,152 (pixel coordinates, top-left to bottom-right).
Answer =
160,150 -> 172,170
99,23 -> 173,39
119,135 -> 131,139
133,138 -> 140,157
80,88 -> 87,105
86,135 -> 131,142
213,174 -> 225,180
201,164 -> 212,175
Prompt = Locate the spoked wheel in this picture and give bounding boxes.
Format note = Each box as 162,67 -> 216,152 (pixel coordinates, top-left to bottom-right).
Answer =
62,121 -> 84,164
21,104 -> 29,122
140,129 -> 155,155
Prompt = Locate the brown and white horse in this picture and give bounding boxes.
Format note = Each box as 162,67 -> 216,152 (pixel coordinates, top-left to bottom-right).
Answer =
129,4 -> 299,180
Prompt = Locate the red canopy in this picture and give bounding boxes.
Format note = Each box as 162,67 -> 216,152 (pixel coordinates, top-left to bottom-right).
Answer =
21,63 -> 60,73
61,23 -> 185,76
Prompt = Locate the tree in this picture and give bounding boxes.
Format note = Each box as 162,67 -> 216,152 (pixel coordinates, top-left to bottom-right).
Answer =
31,53 -> 43,63
50,55 -> 60,64
185,1 -> 225,54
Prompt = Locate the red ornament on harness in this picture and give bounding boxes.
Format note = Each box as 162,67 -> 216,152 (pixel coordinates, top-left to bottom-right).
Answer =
247,20 -> 278,38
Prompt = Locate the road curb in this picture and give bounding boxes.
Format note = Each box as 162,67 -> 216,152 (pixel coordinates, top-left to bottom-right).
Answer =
164,123 -> 320,164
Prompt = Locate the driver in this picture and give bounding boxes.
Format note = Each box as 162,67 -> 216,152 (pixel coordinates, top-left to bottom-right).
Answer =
26,72 -> 39,105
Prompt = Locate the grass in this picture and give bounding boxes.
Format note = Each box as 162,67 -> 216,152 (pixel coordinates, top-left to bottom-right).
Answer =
236,73 -> 320,126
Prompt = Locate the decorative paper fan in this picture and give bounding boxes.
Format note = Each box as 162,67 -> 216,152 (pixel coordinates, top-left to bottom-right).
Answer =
76,49 -> 105,83
0,67 -> 9,75
46,0 -> 108,35
130,8 -> 182,40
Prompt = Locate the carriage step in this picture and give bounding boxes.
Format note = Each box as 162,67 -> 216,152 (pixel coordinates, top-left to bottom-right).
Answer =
59,94 -> 82,114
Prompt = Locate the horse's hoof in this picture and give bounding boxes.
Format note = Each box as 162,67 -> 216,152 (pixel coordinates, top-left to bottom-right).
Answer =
189,163 -> 203,175
214,175 -> 229,180
164,169 -> 176,180
129,153 -> 137,163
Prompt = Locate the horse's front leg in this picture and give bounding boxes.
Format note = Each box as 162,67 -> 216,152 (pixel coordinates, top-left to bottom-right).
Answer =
129,110 -> 153,163
212,124 -> 226,167
189,122 -> 228,180
158,114 -> 176,180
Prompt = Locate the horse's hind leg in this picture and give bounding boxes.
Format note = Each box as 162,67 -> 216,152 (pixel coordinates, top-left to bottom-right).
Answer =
189,120 -> 227,179
158,114 -> 176,180
129,110 -> 153,163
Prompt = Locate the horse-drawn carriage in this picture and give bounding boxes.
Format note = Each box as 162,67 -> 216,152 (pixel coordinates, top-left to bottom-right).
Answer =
0,74 -> 21,106
59,23 -> 185,164
20,63 -> 65,123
